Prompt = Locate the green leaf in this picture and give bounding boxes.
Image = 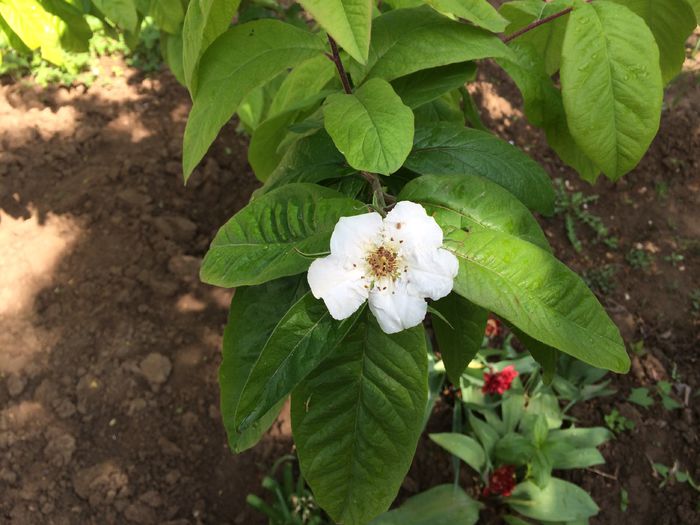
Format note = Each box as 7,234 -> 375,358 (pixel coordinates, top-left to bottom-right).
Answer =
201,184 -> 365,288
182,20 -> 326,181
268,54 -> 339,117
501,0 -> 574,75
548,427 -> 611,448
445,229 -> 630,373
220,276 -> 307,452
182,0 -> 239,91
609,0 -> 696,85
368,485 -> 481,525
429,433 -> 486,473
256,130 -> 356,196
494,433 -> 536,465
405,124 -> 555,215
357,6 -> 512,83
141,0 -> 184,33
92,0 -> 138,32
546,443 -> 605,469
248,89 -> 334,181
560,1 -> 663,180
162,32 -> 185,85
506,479 -> 599,521
399,174 -> 550,250
628,386 -> 654,408
292,315 -> 428,525
431,293 -> 488,383
688,0 -> 700,19
497,42 -> 600,182
0,0 -> 66,63
391,62 -> 476,110
297,0 -> 372,64
468,412 -> 500,455
40,0 -> 93,52
235,293 -> 363,432
427,0 -> 508,32
324,77 -> 414,175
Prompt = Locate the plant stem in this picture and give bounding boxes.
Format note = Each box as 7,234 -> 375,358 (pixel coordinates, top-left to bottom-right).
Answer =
502,7 -> 573,44
326,35 -> 353,94
361,171 -> 388,210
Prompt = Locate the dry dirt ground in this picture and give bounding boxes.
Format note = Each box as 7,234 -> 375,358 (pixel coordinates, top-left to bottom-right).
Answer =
0,55 -> 698,524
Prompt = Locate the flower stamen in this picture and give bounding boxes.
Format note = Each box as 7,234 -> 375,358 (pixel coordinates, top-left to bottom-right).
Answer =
366,246 -> 400,280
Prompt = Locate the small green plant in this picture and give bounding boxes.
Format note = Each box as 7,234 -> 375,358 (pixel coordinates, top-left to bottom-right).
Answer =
653,462 -> 700,492
664,252 -> 685,268
657,381 -> 682,410
604,409 -> 635,434
554,179 -> 619,253
620,487 -> 629,512
628,387 -> 654,408
692,289 -> 700,314
583,265 -> 618,295
247,456 -> 329,525
626,247 -> 653,270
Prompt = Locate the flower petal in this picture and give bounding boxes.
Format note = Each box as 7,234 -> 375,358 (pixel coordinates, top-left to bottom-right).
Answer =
368,280 -> 427,334
330,212 -> 383,260
405,247 -> 459,300
384,201 -> 443,252
307,255 -> 368,320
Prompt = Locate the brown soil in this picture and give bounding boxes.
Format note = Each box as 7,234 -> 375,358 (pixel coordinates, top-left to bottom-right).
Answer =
1,54 -> 698,524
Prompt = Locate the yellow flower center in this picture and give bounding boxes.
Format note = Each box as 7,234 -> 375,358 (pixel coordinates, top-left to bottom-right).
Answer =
366,246 -> 399,280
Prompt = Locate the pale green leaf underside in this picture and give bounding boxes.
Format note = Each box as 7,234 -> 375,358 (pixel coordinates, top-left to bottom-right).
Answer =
560,1 -> 663,180
428,0 -> 508,33
357,6 -> 512,83
182,0 -> 240,91
200,184 -> 365,288
446,229 -> 630,373
506,479 -> 599,522
368,484 -> 481,525
324,78 -> 414,175
219,276 -> 307,453
298,0 -> 372,64
292,315 -> 427,525
399,173 -> 550,250
182,20 -> 326,180
405,124 -> 555,215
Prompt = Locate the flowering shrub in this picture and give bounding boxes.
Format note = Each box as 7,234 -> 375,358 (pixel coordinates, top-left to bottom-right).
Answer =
3,1 -> 695,523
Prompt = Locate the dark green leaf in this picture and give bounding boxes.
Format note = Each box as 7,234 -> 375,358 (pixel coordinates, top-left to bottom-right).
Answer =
236,293 -> 363,431
560,1 -> 663,180
391,62 -> 476,109
432,293 -> 488,383
405,124 -> 555,215
220,276 -> 307,452
356,6 -> 512,83
292,315 -> 428,525
445,229 -> 630,373
201,184 -> 366,288
510,325 -> 559,385
324,77 -> 414,175
182,20 -> 326,180
399,173 -> 550,250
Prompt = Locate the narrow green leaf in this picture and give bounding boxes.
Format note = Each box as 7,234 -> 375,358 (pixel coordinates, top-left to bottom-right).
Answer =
182,0 -> 239,91
200,184 -> 366,288
560,1 -> 663,180
298,0 -> 372,64
609,0 -> 697,84
399,174 -> 551,250
368,485 -> 481,525
162,32 -> 185,85
405,124 -> 555,215
431,293 -> 488,383
429,433 -> 486,472
506,479 -> 599,521
497,42 -> 600,182
292,315 -> 427,525
468,412 -> 500,455
445,229 -> 630,373
92,0 -> 138,32
236,293 -> 363,431
391,62 -> 477,109
324,77 -> 414,175
548,427 -> 612,448
357,6 -> 512,83
255,130 -> 356,197
220,276 -> 307,452
182,20 -> 326,180
427,0 -> 509,32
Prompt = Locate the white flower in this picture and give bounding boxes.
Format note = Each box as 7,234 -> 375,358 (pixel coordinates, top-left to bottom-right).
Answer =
307,201 -> 459,334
